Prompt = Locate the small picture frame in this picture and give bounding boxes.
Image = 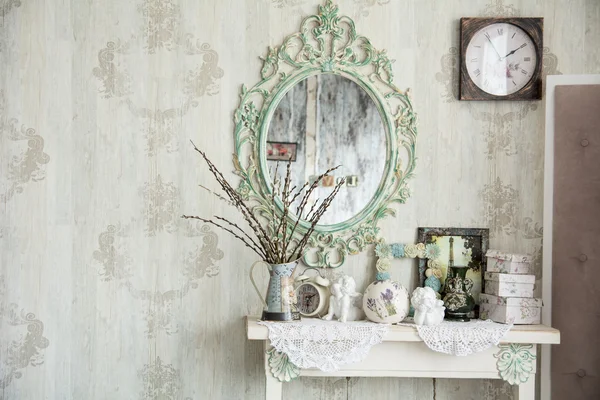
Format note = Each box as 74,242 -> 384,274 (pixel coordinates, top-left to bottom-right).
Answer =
321,175 -> 334,187
417,227 -> 489,314
266,141 -> 298,161
346,175 -> 358,187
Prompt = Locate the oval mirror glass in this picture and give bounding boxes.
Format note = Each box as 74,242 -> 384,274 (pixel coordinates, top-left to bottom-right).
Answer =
265,74 -> 386,226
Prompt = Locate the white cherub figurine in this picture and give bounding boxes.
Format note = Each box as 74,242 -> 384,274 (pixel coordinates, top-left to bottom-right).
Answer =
411,287 -> 445,326
322,275 -> 365,322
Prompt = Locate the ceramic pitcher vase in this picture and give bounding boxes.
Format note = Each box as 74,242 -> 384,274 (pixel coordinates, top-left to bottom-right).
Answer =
250,260 -> 300,321
442,266 -> 475,322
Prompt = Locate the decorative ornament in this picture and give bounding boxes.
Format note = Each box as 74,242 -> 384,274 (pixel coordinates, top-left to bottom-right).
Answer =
442,266 -> 475,322
363,280 -> 409,323
376,272 -> 391,281
404,244 -> 419,258
390,243 -> 405,258
410,287 -> 445,326
416,243 -> 427,258
375,258 -> 391,271
372,238 -> 446,297
375,242 -> 392,259
425,243 -> 441,259
322,275 -> 365,322
424,275 -> 442,292
495,344 -> 536,385
267,347 -> 300,382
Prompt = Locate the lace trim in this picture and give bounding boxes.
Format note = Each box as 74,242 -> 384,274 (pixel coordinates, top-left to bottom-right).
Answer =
259,319 -> 389,372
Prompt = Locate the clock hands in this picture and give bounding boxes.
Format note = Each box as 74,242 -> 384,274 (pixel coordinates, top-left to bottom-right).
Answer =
485,34 -> 503,60
501,43 -> 527,60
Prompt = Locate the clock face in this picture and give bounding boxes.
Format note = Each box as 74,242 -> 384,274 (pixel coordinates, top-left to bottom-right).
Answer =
465,22 -> 537,96
297,283 -> 320,315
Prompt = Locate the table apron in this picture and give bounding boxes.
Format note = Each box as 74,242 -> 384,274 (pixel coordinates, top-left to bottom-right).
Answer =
294,342 -> 536,379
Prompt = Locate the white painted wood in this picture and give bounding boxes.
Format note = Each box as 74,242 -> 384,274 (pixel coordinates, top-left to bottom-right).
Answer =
518,375 -> 536,400
246,316 -> 560,344
542,74 -> 600,400
265,342 -> 284,400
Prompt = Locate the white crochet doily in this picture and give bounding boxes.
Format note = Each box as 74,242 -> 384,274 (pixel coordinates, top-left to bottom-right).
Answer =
401,319 -> 513,356
258,319 -> 389,372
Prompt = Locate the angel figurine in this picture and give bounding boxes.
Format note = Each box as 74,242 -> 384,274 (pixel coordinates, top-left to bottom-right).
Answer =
322,275 -> 365,322
411,287 -> 445,326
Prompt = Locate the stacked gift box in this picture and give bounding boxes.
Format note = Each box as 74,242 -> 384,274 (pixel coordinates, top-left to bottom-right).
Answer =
479,250 -> 542,324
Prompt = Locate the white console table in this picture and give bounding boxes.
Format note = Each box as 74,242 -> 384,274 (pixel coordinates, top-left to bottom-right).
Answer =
245,316 -> 560,400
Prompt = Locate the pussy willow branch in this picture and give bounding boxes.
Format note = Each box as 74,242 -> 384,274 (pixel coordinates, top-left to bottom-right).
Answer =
294,165 -> 340,217
186,141 -> 345,264
288,177 -> 346,262
212,215 -> 267,259
181,215 -> 265,259
281,165 -> 340,258
277,157 -> 293,261
199,184 -> 233,205
191,141 -> 282,261
189,141 -> 278,260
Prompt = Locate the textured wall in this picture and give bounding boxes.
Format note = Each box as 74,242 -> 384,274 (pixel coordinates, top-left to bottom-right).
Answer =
0,0 -> 598,399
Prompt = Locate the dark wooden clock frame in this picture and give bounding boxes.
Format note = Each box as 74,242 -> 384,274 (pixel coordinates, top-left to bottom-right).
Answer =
459,17 -> 544,101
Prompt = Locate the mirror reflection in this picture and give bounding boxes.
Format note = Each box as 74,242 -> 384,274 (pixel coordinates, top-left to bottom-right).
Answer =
266,74 -> 386,225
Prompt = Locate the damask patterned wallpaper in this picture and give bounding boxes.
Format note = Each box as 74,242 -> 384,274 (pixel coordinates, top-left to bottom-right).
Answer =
0,0 -> 598,399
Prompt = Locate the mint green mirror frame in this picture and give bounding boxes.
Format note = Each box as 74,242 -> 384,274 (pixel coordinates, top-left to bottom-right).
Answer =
233,0 -> 417,268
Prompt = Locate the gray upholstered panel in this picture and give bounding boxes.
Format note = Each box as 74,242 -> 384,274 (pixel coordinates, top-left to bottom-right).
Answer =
552,84 -> 600,399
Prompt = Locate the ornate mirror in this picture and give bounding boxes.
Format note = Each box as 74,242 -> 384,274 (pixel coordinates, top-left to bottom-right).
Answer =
233,0 -> 417,267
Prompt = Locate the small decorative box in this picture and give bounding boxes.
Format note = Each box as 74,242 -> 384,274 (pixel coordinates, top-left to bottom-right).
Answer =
484,272 -> 536,284
485,272 -> 535,297
486,249 -> 534,274
480,293 -> 542,324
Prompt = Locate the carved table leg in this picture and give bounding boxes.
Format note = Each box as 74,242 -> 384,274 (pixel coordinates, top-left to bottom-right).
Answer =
264,342 -> 283,400
264,342 -> 300,400
265,369 -> 283,400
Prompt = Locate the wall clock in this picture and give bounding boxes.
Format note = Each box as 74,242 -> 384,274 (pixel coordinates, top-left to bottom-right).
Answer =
295,270 -> 330,317
459,17 -> 543,100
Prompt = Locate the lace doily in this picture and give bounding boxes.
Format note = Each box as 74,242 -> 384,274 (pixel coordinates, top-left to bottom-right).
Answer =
401,319 -> 513,356
258,319 -> 389,372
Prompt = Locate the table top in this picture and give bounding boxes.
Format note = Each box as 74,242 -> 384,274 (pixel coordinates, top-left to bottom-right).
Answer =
245,316 -> 560,344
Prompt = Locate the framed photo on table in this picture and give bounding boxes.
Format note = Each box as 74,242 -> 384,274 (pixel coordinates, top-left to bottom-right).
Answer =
417,227 -> 489,314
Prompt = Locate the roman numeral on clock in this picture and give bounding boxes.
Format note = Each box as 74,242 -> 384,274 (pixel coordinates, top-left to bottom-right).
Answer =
471,58 -> 478,62
474,69 -> 481,77
521,69 -> 527,75
497,28 -> 503,35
